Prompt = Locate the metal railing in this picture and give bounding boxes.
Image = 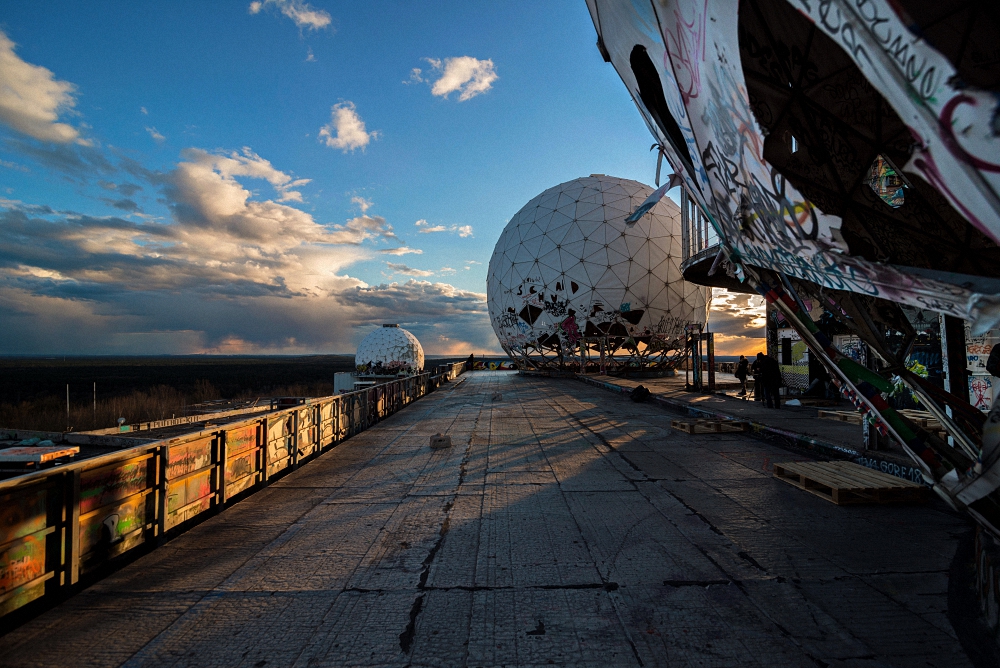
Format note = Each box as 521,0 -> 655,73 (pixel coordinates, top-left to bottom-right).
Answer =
0,361 -> 466,620
680,187 -> 720,264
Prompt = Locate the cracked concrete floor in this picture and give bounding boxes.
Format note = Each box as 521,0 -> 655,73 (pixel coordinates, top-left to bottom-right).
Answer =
0,371 -> 975,667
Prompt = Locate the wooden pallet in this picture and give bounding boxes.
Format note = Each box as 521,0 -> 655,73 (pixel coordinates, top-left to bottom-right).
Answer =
897,409 -> 943,430
671,418 -> 749,434
817,409 -> 864,425
773,461 -> 928,505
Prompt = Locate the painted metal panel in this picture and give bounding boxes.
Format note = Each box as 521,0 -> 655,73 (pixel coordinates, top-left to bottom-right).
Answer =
79,457 -> 149,515
0,486 -> 46,547
267,414 -> 294,474
0,532 -> 46,596
165,437 -> 213,480
164,496 -> 212,531
297,407 -> 316,457
78,495 -> 147,557
226,425 -> 257,456
165,468 -> 212,517
225,450 -> 256,488
319,400 -> 334,446
0,528 -> 48,615
225,470 -> 257,498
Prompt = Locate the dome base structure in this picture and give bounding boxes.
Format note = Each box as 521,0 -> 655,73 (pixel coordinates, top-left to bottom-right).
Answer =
487,175 -> 710,373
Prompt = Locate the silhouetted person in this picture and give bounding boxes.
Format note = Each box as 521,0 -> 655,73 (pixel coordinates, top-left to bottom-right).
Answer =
735,355 -> 749,396
750,354 -> 763,401
757,352 -> 782,408
467,353 -> 474,371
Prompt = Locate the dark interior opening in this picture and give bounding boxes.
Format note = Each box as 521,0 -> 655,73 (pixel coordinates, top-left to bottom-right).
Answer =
737,0 -> 1000,278
629,44 -> 694,171
893,0 -> 1000,92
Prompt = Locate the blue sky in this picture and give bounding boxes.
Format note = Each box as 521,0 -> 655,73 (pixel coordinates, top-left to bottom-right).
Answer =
0,1 -> 761,356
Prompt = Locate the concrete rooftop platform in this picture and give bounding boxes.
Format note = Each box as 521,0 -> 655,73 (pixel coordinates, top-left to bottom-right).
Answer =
0,372 -> 979,667
578,374 -> 924,476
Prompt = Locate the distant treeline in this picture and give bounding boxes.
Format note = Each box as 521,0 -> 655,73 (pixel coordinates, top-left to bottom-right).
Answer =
0,355 -> 463,432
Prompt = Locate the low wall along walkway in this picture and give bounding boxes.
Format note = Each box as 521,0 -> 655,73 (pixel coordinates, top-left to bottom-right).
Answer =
0,362 -> 466,622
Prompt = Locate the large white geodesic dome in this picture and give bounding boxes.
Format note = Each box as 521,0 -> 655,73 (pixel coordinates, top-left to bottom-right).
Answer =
487,175 -> 710,372
355,325 -> 424,374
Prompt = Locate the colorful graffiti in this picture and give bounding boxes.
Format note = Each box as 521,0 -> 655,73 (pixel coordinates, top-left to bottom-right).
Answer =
80,459 -> 149,515
165,437 -> 213,480
0,487 -> 46,547
0,533 -> 45,594
226,425 -> 257,456
865,155 -> 905,208
79,498 -> 146,556
586,0 -> 1000,334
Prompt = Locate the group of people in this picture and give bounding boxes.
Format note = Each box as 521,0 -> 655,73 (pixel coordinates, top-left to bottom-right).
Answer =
734,352 -> 783,409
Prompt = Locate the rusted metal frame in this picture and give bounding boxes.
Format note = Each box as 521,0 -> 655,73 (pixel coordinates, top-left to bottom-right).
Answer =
289,410 -> 299,471
45,475 -> 70,593
216,430 -> 227,508
803,280 -> 981,461
746,267 -> 939,481
155,443 -> 169,543
62,469 -> 81,588
775,268 -> 976,478
896,370 -> 981,462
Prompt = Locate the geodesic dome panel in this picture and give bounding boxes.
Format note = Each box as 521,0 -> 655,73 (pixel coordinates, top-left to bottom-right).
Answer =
355,325 -> 424,374
487,174 -> 710,371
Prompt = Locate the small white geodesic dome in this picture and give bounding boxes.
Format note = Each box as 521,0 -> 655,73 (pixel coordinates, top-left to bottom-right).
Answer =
487,175 -> 710,371
355,325 -> 424,374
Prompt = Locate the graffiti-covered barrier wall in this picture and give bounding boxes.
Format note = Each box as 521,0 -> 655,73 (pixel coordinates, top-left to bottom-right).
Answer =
0,362 -> 465,621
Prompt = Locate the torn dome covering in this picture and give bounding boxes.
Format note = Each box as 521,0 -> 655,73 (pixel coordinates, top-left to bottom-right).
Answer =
586,0 -> 1000,333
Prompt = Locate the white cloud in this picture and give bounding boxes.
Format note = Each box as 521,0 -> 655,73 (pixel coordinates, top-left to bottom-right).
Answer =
439,266 -> 456,275
140,106 -> 148,115
329,215 -> 397,245
418,224 -> 448,233
248,0 -> 331,30
421,56 -> 498,101
0,30 -> 83,144
175,147 -> 311,204
145,126 -> 165,143
306,47 -> 316,62
404,68 -> 424,85
415,219 -> 473,237
351,195 -> 373,213
319,102 -> 378,153
386,262 -> 433,277
710,288 -> 766,331
379,246 -> 422,256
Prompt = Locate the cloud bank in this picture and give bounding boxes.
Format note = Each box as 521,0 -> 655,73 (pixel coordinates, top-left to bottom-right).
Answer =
0,145 -> 499,355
